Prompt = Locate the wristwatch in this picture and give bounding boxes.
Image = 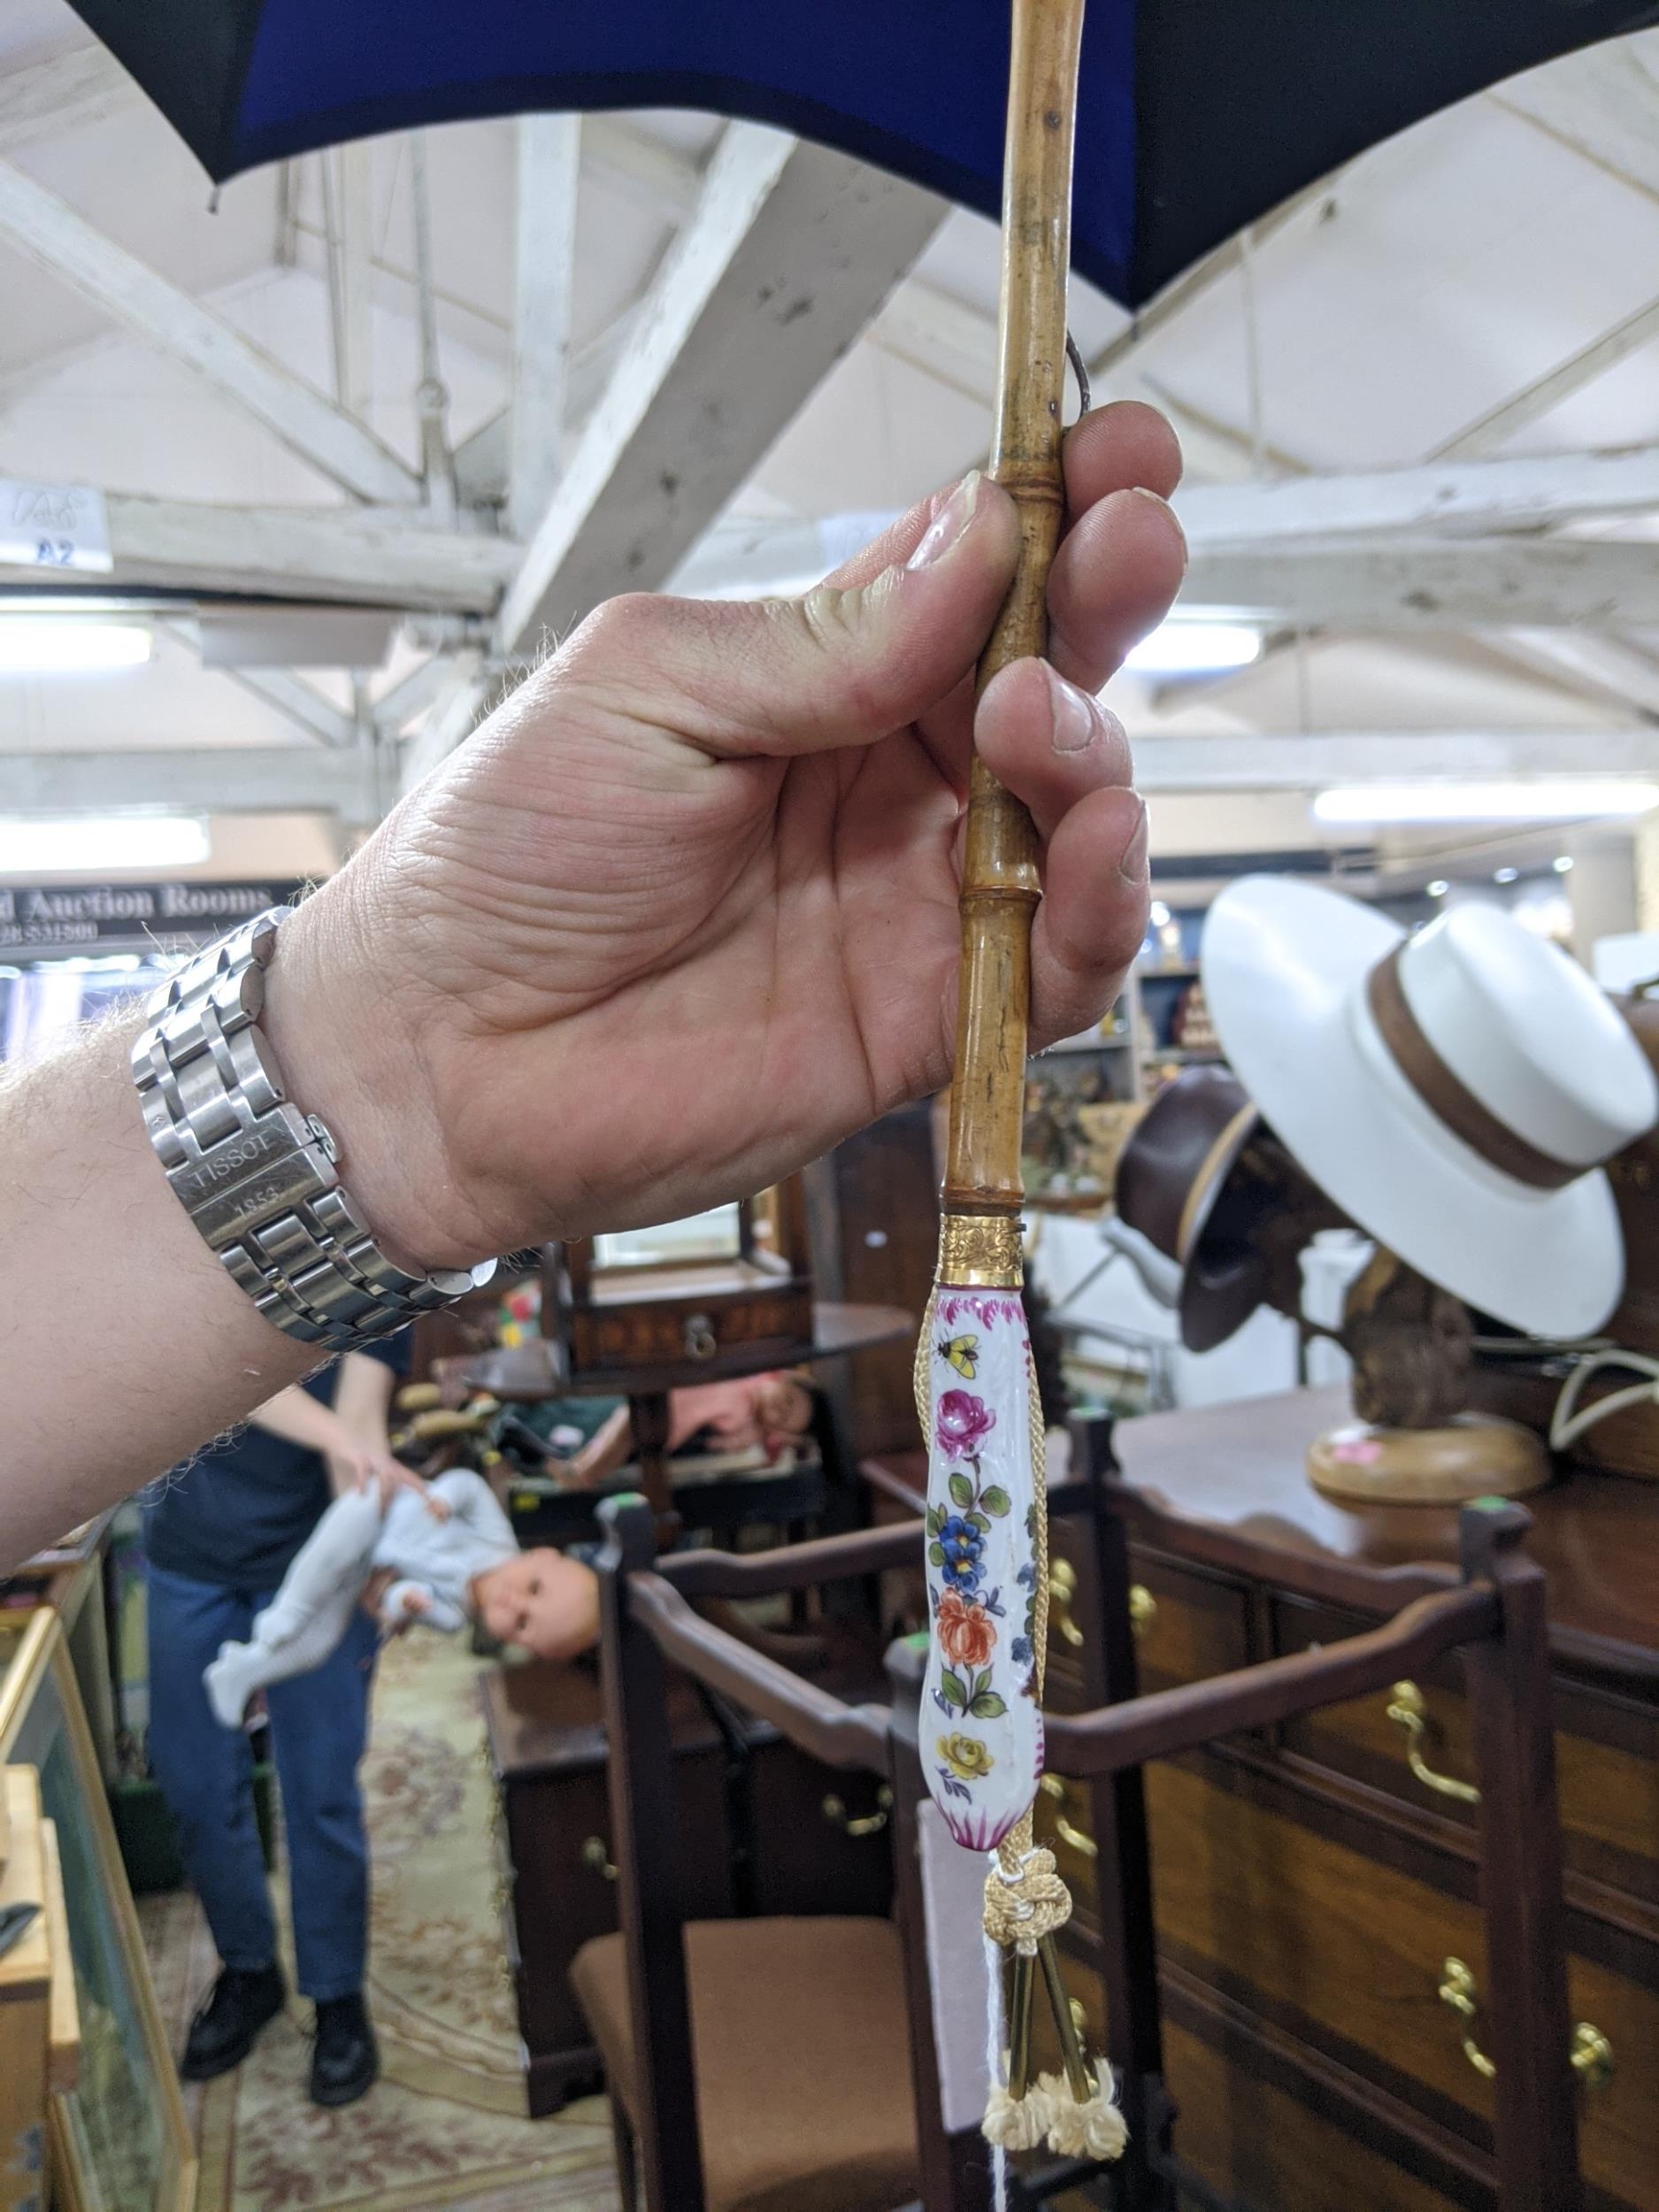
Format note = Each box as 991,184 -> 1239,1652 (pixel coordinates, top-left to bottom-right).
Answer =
132,906 -> 495,1349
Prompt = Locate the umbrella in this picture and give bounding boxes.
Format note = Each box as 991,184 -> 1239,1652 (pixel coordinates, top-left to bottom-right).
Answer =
57,0 -> 1659,310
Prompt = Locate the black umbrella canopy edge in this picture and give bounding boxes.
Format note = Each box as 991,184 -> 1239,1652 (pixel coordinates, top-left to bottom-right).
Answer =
60,0 -> 1659,317
1128,0 -> 1659,306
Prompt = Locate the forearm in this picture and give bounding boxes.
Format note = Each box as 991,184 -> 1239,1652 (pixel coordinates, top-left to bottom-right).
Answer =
332,1351 -> 396,1453
250,1386 -> 352,1458
0,1012 -> 313,1567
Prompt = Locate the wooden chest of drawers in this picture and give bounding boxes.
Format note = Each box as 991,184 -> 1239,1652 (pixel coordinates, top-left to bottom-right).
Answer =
1034,1387 -> 1659,2212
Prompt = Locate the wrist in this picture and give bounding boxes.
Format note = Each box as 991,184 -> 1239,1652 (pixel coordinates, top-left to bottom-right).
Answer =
259,884 -> 488,1272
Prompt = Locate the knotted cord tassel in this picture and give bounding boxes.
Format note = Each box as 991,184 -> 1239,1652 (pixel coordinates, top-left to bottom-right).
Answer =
983,2077 -> 1053,2152
1039,2060 -> 1128,2161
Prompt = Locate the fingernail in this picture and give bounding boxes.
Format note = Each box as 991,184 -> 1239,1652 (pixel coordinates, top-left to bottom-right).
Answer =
1118,796 -> 1149,885
1127,485 -> 1188,569
907,471 -> 982,570
1046,664 -> 1102,753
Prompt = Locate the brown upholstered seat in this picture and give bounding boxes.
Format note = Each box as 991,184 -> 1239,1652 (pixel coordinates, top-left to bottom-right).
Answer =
571,1916 -> 919,2212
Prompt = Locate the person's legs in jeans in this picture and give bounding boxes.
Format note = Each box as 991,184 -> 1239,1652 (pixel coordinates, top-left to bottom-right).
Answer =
263,1599 -> 379,2001
146,1563 -> 278,1973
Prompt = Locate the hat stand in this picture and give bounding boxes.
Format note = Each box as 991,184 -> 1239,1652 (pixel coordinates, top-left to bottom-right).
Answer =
1308,1247 -> 1550,1504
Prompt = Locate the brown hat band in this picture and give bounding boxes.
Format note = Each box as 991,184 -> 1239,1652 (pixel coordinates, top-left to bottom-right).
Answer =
1365,947 -> 1580,1192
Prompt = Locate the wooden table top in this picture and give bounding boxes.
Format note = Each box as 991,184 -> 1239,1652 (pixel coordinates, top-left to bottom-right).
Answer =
1110,1385 -> 1659,1682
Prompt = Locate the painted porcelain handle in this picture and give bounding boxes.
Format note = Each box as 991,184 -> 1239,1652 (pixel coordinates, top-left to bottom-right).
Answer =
921,1284 -> 1044,1849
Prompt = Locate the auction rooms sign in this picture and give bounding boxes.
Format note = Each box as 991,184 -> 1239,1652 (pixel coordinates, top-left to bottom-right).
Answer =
0,880 -> 308,959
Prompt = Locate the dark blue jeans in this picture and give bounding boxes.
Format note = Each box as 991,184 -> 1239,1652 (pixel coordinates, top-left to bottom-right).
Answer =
145,1561 -> 379,2001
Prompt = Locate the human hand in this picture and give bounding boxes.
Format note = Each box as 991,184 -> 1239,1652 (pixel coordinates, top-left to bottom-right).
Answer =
326,1444 -> 434,1514
269,404 -> 1184,1266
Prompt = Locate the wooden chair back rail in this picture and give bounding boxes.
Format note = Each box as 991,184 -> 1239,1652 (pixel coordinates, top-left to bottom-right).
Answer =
657,1514 -> 922,1598
1100,1479 -> 1469,1615
1043,1583 -> 1498,1779
653,1463 -> 1468,1621
624,1571 -> 891,1770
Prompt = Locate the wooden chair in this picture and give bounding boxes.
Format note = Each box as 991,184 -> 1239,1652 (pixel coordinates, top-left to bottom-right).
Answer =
576,1494 -> 978,2212
581,1447 -> 1578,2212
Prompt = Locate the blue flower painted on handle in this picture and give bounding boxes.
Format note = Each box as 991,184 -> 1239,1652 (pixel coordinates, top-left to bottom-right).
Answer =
936,1514 -> 986,1594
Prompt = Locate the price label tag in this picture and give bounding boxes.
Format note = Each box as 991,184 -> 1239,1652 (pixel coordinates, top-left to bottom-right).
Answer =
0,479 -> 114,573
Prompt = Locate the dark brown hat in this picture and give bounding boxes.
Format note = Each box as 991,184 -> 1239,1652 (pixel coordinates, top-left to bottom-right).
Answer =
1114,1065 -> 1267,1354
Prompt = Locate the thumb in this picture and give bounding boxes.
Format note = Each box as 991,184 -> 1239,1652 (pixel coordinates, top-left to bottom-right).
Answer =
554,471 -> 1020,760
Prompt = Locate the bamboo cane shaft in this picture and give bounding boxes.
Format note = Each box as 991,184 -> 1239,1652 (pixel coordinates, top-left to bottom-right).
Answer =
943,0 -> 1087,1216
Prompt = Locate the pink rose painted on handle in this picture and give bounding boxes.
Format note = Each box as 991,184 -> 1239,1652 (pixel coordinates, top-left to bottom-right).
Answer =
936,1388 -> 995,1457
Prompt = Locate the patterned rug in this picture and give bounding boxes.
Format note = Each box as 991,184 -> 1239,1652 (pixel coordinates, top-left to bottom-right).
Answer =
138,1630 -> 620,2212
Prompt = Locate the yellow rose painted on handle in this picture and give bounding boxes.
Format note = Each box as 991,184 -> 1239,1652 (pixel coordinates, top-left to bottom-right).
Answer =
938,1732 -> 995,1782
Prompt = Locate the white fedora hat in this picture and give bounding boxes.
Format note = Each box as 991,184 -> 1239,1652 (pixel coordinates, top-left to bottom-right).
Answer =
1201,877 -> 1659,1340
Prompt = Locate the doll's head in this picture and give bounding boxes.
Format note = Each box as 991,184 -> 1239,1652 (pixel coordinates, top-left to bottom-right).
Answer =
470,1547 -> 599,1662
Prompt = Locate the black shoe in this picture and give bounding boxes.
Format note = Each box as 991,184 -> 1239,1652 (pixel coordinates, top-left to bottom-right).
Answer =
180,1963 -> 285,2081
310,1993 -> 379,2108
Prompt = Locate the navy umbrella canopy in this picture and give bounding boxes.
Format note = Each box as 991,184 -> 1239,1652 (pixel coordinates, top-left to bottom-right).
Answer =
60,0 -> 1659,310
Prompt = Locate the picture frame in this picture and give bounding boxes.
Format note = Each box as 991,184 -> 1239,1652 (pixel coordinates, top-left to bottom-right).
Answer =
0,1613 -> 194,2212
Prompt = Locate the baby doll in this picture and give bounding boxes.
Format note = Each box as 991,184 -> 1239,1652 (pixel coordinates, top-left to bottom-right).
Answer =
204,1468 -> 598,1728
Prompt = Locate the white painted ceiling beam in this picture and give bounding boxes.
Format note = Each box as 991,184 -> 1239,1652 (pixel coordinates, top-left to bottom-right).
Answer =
1432,293 -> 1659,461
510,115 -> 582,537
1186,536 -> 1659,631
219,666 -> 356,748
675,509 -> 1659,630
583,116 -> 703,222
399,659 -> 492,788
323,144 -> 375,426
1500,630 -> 1659,720
1492,37 -> 1659,208
0,42 -> 136,153
0,159 -> 420,503
1175,446 -> 1659,545
0,493 -> 518,612
1130,732 -> 1659,794
373,653 -> 467,735
0,746 -> 365,815
497,126 -> 947,656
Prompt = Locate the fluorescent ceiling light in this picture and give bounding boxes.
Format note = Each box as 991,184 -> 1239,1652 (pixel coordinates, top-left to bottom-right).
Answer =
0,814 -> 209,872
0,619 -> 152,673
1311,780 -> 1659,826
1124,621 -> 1262,676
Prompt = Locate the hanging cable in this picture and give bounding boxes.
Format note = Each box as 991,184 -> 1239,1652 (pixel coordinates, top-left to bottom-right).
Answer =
1549,1346 -> 1659,1452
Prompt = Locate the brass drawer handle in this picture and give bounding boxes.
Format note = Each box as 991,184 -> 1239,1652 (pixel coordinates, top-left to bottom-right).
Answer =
1438,1959 -> 1614,2092
1387,1680 -> 1479,1806
581,1835 -> 618,1881
1039,1773 -> 1097,1861
822,1785 -> 893,1838
1049,1557 -> 1085,1647
682,1312 -> 718,1360
1048,1557 -> 1155,1649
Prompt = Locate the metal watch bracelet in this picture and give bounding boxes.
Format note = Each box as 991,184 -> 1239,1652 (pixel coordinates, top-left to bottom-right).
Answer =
132,906 -> 495,1350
